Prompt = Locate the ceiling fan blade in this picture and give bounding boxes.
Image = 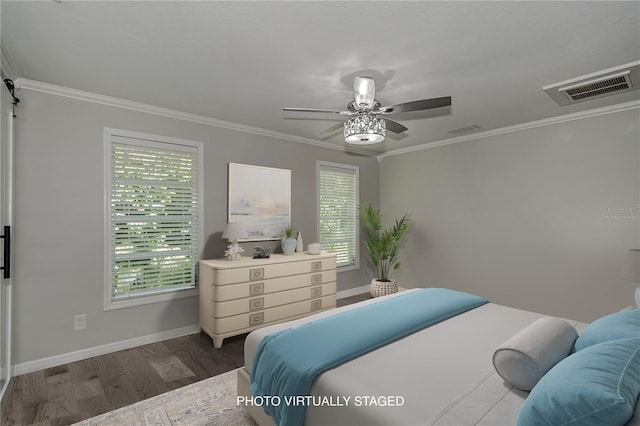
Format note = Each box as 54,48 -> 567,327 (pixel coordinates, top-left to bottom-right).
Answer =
381,96 -> 451,114
353,76 -> 376,109
383,117 -> 408,133
283,107 -> 347,114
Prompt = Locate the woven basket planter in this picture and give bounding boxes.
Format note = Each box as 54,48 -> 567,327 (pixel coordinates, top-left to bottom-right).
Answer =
370,279 -> 398,298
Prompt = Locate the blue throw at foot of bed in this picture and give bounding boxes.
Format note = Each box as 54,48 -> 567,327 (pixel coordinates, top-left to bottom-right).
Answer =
249,287 -> 488,426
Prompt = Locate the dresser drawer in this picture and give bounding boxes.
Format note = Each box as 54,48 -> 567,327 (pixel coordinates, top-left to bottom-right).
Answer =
212,270 -> 337,301
211,257 -> 337,285
199,254 -> 337,348
211,294 -> 337,334
213,284 -> 335,318
311,281 -> 336,299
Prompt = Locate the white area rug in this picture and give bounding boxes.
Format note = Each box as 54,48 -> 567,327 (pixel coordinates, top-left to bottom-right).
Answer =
74,369 -> 257,426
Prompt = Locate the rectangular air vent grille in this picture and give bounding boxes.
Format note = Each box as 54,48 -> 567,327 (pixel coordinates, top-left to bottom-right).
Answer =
561,73 -> 631,101
449,125 -> 481,135
543,61 -> 640,106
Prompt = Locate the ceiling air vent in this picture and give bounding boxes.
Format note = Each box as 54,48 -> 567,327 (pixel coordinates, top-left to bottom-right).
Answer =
543,61 -> 640,106
449,125 -> 481,135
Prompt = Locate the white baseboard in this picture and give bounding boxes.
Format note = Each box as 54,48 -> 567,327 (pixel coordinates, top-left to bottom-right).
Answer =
336,285 -> 410,299
336,285 -> 370,298
13,287 -> 413,376
12,324 -> 200,376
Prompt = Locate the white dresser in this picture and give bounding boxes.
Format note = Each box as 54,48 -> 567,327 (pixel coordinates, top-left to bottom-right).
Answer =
199,252 -> 337,348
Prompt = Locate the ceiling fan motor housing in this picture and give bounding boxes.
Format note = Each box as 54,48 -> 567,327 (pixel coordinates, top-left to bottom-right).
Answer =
353,76 -> 376,110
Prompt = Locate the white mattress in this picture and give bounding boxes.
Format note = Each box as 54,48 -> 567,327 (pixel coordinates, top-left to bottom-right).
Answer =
243,290 -> 587,426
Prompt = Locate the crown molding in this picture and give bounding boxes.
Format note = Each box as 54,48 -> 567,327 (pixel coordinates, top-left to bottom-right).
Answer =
13,78 -> 376,157
377,99 -> 640,161
14,78 -> 637,161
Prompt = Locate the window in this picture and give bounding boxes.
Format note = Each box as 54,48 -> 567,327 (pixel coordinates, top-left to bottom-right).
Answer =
104,129 -> 202,310
317,161 -> 359,270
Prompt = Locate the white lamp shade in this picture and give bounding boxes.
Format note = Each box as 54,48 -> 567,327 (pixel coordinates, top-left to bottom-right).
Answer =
222,222 -> 248,241
621,249 -> 640,283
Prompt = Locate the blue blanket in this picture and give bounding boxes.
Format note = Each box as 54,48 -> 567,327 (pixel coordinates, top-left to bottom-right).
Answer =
249,288 -> 488,426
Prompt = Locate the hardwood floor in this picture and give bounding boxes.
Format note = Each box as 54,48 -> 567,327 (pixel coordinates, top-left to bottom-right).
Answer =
1,292 -> 371,426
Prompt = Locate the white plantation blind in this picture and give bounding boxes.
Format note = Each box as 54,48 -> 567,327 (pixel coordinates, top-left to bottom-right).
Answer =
318,162 -> 359,269
109,137 -> 200,300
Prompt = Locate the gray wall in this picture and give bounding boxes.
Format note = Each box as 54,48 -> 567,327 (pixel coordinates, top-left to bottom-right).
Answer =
13,89 -> 379,365
380,109 -> 639,323
13,85 -> 639,366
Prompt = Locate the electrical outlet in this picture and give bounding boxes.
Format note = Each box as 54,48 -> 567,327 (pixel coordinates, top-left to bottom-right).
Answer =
74,314 -> 86,330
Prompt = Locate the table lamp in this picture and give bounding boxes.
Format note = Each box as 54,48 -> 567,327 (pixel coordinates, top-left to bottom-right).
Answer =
222,222 -> 248,261
621,248 -> 640,307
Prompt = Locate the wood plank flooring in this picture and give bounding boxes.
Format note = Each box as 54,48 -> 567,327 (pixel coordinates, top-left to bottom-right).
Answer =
1,292 -> 371,426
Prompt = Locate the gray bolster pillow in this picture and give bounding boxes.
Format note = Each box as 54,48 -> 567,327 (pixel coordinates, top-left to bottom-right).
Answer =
492,317 -> 577,391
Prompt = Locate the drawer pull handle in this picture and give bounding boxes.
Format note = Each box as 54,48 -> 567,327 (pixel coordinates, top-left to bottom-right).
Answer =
311,261 -> 322,272
311,299 -> 322,310
250,283 -> 264,296
249,297 -> 264,311
311,286 -> 322,298
250,312 -> 264,326
311,274 -> 322,284
250,268 -> 264,281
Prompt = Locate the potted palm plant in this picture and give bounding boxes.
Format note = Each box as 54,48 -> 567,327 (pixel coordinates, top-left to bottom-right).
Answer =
360,203 -> 411,297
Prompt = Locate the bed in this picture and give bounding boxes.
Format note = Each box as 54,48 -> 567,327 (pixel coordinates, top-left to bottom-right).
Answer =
236,288 -> 640,426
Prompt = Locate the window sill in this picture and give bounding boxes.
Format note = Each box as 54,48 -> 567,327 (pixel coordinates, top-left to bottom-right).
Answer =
104,287 -> 198,311
337,264 -> 359,273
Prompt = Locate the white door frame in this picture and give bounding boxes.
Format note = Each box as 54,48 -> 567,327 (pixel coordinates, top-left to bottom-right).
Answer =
0,80 -> 14,409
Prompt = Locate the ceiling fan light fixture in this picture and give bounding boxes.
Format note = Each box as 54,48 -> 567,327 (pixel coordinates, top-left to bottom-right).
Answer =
284,75 -> 452,144
344,113 -> 386,145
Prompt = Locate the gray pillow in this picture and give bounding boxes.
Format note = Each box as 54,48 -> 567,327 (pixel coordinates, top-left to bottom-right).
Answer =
492,317 -> 577,390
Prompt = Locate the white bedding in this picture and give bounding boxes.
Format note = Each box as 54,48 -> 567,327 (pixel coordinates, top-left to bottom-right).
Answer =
242,290 -> 588,426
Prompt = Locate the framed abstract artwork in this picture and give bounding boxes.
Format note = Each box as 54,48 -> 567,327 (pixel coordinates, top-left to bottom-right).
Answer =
227,163 -> 291,241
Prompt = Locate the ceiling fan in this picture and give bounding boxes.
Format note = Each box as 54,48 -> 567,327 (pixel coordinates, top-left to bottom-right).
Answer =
283,76 -> 451,145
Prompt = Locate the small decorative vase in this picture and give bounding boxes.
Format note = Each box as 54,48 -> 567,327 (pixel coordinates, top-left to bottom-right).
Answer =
281,237 -> 297,255
296,232 -> 304,252
307,242 -> 322,254
370,279 -> 398,298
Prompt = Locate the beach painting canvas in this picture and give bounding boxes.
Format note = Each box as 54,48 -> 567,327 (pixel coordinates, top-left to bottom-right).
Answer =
228,163 -> 291,241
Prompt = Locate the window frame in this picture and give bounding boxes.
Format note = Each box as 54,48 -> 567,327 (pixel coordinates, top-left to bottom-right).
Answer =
103,128 -> 203,311
316,161 -> 360,272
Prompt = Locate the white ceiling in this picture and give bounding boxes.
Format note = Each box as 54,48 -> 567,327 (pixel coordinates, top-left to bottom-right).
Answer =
2,1 -> 639,155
